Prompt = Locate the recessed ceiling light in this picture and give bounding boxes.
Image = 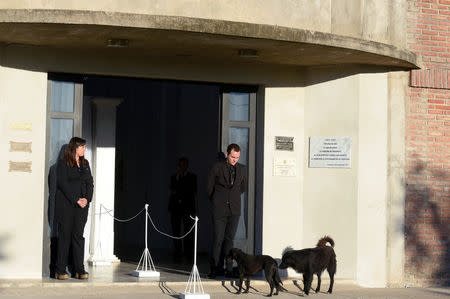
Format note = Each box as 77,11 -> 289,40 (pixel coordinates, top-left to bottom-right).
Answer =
238,49 -> 259,58
106,39 -> 129,48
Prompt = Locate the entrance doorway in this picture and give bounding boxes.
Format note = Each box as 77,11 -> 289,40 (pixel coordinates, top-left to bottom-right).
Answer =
45,74 -> 257,275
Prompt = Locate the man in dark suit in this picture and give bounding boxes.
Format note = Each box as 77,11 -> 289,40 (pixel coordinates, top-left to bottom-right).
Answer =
207,143 -> 247,278
169,157 -> 197,260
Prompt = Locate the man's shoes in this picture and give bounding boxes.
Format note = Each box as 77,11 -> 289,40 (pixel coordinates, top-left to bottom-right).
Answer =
75,271 -> 89,279
55,272 -> 69,280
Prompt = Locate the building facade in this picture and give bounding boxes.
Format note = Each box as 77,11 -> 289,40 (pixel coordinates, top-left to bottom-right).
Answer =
0,0 -> 447,287
405,0 -> 449,286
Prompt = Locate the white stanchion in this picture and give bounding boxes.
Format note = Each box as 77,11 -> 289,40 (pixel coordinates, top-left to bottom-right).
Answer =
131,204 -> 160,278
180,216 -> 210,299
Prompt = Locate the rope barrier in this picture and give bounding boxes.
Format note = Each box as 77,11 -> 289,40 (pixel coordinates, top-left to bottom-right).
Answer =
99,204 -> 146,223
92,203 -> 208,296
98,203 -> 196,240
146,212 -> 196,240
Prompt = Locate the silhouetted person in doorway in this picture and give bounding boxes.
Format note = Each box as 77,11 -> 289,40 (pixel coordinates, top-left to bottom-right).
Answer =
168,157 -> 197,261
207,144 -> 247,278
48,144 -> 67,278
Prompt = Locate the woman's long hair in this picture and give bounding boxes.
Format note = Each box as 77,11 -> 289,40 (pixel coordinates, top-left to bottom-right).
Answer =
64,137 -> 88,167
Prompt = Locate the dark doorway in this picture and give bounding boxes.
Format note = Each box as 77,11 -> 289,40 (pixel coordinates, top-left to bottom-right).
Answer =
84,77 -> 221,273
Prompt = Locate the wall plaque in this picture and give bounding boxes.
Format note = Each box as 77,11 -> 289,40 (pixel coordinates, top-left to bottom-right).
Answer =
10,122 -> 32,131
9,161 -> 32,173
309,137 -> 351,168
9,141 -> 32,153
275,136 -> 294,151
273,158 -> 296,176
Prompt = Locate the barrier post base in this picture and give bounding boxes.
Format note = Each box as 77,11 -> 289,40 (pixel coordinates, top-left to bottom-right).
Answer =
131,270 -> 160,277
179,293 -> 210,299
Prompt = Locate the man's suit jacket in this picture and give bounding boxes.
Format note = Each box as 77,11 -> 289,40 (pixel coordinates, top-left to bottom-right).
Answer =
207,160 -> 247,217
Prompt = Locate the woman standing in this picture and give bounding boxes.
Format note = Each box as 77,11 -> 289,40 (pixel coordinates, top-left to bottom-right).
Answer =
55,137 -> 93,280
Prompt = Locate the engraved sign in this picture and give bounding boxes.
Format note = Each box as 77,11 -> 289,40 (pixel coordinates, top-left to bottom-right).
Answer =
9,141 -> 32,153
273,158 -> 296,176
10,122 -> 32,131
309,137 -> 351,168
275,136 -> 294,151
9,161 -> 32,173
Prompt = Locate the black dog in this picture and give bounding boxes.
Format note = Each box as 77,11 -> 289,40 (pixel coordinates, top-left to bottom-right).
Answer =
279,236 -> 336,295
227,248 -> 283,296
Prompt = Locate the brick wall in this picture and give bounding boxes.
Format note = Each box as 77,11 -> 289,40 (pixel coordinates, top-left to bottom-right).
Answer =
406,0 -> 450,286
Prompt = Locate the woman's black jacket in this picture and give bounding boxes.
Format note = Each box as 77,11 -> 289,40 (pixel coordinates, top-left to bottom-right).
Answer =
55,158 -> 94,220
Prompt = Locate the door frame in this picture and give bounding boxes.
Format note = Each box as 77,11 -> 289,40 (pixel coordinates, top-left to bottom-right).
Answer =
221,90 -> 257,254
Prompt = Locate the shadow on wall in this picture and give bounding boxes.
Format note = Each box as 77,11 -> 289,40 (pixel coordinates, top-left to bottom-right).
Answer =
404,162 -> 449,286
277,246 -> 294,277
47,144 -> 67,278
0,234 -> 10,262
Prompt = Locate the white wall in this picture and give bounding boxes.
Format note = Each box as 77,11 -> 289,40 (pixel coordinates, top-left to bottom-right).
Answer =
262,87 -> 304,278
263,73 -> 392,285
357,73 -> 388,287
0,66 -> 47,278
386,72 -> 407,287
303,75 -> 359,279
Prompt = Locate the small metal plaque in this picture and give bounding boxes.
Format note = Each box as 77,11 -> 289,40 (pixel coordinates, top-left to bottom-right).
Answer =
9,141 -> 32,153
275,136 -> 294,151
309,137 -> 351,168
9,161 -> 32,173
273,158 -> 296,177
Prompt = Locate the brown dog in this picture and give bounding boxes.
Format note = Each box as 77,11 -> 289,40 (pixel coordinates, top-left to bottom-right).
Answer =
227,248 -> 283,296
279,236 -> 336,295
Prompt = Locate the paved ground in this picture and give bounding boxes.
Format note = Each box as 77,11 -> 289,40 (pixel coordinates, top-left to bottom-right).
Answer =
1,279 -> 448,298
0,263 -> 448,298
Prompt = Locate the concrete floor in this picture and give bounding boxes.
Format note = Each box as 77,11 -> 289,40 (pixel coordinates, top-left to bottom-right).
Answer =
1,279 -> 449,299
0,261 -> 449,298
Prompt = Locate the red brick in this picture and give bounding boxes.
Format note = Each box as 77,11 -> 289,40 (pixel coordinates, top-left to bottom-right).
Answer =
423,8 -> 439,14
432,4 -> 449,9
428,99 -> 445,104
406,0 -> 449,286
431,25 -> 448,30
431,35 -> 447,41
423,29 -> 440,35
431,14 -> 448,19
429,109 -> 445,114
420,18 -> 440,24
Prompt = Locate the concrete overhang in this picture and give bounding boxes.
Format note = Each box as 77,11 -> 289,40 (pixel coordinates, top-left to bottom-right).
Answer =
0,9 -> 419,70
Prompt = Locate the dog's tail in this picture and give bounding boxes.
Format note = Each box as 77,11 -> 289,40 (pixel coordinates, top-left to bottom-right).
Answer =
274,268 -> 287,291
317,236 -> 334,247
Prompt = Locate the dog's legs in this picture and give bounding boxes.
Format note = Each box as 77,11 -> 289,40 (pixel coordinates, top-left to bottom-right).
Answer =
327,269 -> 335,294
243,276 -> 250,293
236,273 -> 244,294
303,273 -> 313,295
274,269 -> 283,295
265,269 -> 275,297
315,273 -> 321,293
327,259 -> 336,294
